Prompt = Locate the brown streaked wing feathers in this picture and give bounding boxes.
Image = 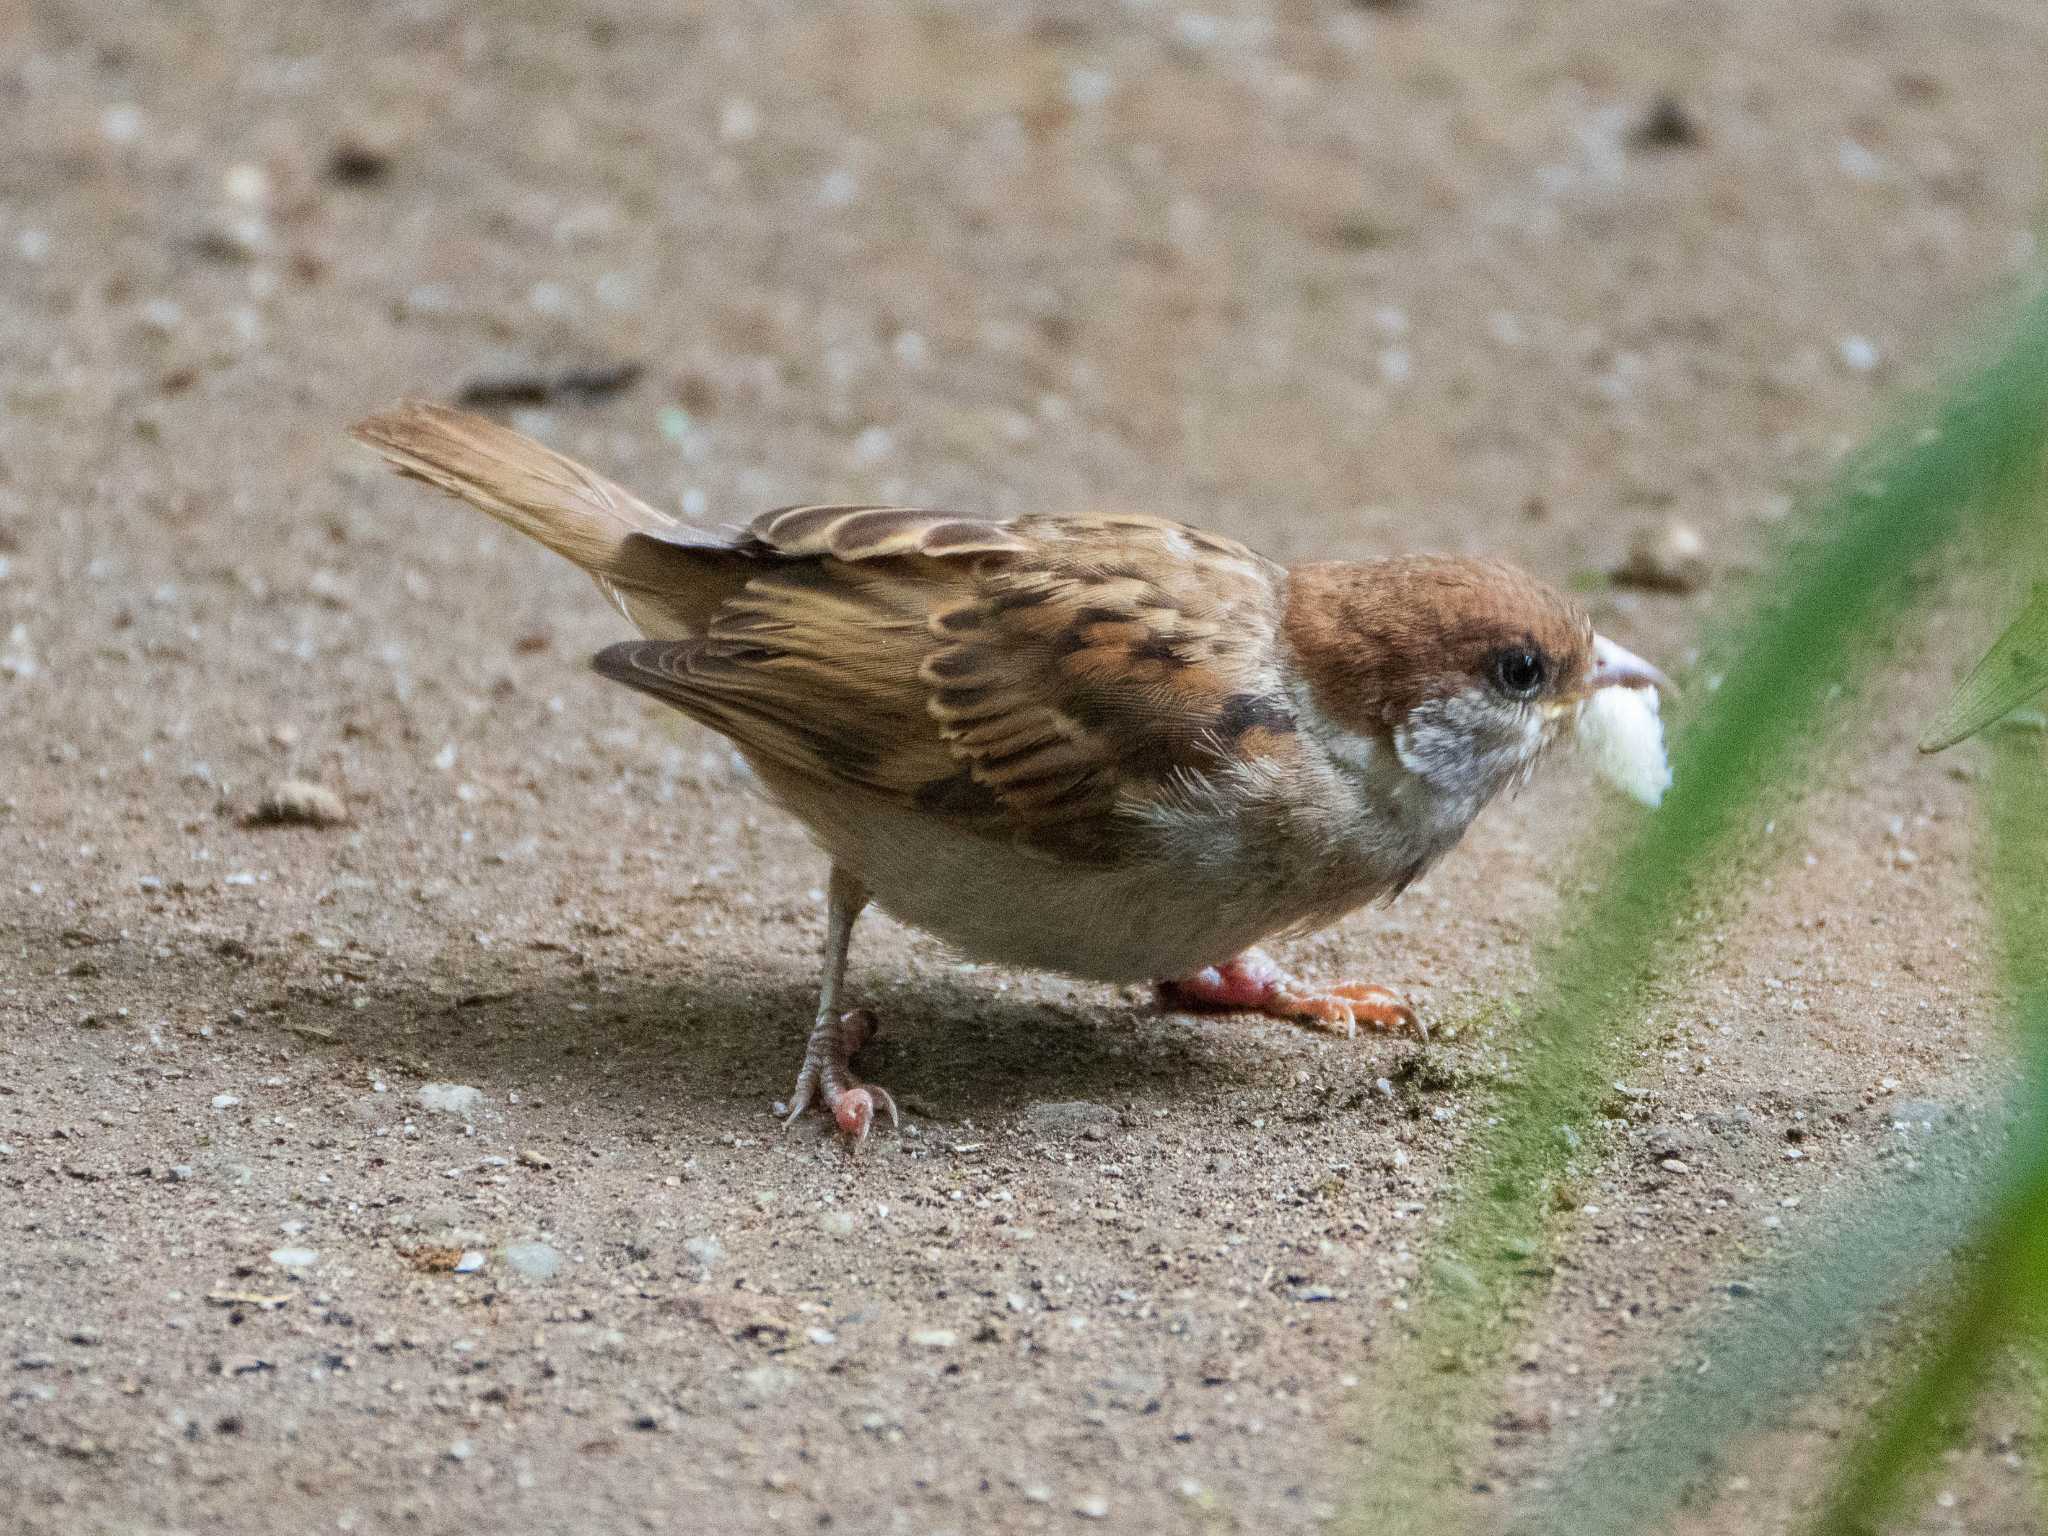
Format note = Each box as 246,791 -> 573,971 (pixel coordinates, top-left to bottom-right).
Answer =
352,407 -> 1295,861
596,512 -> 1293,862
744,503 -> 1035,561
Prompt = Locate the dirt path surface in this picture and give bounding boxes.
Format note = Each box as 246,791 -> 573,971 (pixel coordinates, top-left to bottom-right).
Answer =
5,3 -> 2047,1532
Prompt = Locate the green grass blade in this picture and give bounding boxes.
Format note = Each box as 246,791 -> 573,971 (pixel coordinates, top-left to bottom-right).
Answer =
1795,730 -> 2048,1536
1508,1094 -> 2003,1536
1920,584 -> 2048,750
1345,287 -> 2048,1528
1505,357 -> 2048,1534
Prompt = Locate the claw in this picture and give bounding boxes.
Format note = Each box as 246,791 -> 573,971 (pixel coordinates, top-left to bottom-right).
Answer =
834,1088 -> 875,1141
1160,950 -> 1424,1041
783,1007 -> 900,1142
833,1082 -> 900,1142
1296,982 -> 1423,1039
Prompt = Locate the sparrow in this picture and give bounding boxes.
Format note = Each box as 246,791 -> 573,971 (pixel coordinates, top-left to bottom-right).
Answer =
352,403 -> 1668,1140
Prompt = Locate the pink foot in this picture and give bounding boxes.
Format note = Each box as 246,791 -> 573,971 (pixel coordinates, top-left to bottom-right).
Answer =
780,1008 -> 900,1142
1158,949 -> 1423,1041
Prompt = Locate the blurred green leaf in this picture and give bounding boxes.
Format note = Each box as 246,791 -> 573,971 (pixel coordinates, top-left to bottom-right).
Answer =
1344,285 -> 2048,1529
1921,583 -> 2048,750
1508,730 -> 2048,1536
1800,730 -> 2048,1535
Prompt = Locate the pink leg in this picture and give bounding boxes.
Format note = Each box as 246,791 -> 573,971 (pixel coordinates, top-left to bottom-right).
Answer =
776,866 -> 899,1143
1158,948 -> 1423,1041
781,1007 -> 899,1142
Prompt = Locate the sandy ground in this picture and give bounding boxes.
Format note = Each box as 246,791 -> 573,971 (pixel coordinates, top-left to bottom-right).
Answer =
5,2 -> 2048,1532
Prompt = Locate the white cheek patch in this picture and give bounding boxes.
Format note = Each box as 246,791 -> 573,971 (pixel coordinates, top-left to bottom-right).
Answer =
1578,686 -> 1672,807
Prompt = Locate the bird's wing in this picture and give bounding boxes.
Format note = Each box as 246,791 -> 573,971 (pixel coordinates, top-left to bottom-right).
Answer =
596,509 -> 1302,862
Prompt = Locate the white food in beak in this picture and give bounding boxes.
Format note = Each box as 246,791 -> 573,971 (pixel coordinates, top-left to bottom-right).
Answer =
1578,684 -> 1672,807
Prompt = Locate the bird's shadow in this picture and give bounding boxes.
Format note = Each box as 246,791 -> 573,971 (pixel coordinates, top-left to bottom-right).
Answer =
329,959 -> 1260,1130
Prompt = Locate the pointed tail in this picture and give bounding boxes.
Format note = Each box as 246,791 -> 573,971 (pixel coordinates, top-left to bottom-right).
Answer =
351,401 -> 684,572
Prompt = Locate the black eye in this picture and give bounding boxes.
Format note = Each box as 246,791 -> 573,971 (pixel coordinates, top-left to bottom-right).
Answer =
1490,646 -> 1548,698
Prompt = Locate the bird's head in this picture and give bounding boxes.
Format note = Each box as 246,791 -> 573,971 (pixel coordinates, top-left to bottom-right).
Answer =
1284,555 -> 1669,815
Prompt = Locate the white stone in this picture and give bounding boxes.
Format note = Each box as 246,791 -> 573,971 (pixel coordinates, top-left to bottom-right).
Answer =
416,1083 -> 484,1118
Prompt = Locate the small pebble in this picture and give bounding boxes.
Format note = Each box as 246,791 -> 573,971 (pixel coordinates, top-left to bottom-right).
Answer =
246,780 -> 348,828
1021,1101 -> 1117,1138
222,163 -> 270,207
500,1242 -> 562,1281
210,1094 -> 241,1111
1614,520 -> 1710,593
416,1084 -> 484,1119
718,98 -> 759,143
327,135 -> 395,185
197,213 -> 269,262
1891,1101 -> 1948,1128
740,1365 -> 797,1401
453,1251 -> 486,1274
908,1328 -> 957,1349
1631,94 -> 1701,149
100,104 -> 144,144
138,298 -> 185,338
1075,1495 -> 1110,1520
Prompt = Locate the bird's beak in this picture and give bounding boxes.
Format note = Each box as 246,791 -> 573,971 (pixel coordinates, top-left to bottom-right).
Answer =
1588,634 -> 1673,696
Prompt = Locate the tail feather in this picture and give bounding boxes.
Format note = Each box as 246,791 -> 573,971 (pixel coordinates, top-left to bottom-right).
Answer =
352,402 -> 744,638
351,401 -> 686,571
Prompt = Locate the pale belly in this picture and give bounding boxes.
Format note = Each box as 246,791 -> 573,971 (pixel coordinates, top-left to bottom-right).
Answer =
847,817 -> 1305,982
754,766 -> 1450,984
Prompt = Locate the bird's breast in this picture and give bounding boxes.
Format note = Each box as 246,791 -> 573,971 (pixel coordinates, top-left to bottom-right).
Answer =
752,744 -> 1456,983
